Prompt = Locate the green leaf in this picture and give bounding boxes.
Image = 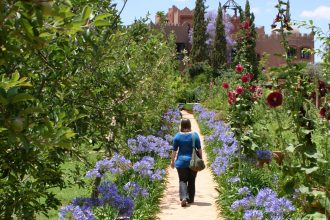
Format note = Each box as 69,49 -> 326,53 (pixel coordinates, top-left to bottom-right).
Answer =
286,144 -> 296,153
302,129 -> 313,134
20,107 -> 44,115
320,197 -> 330,213
301,166 -> 319,174
303,212 -> 326,219
20,18 -> 34,39
0,127 -> 8,132
298,185 -> 310,194
64,131 -> 76,139
81,5 -> 92,20
10,93 -> 35,103
0,95 -> 8,105
12,71 -> 20,81
93,20 -> 110,27
94,13 -> 111,21
304,152 -> 323,159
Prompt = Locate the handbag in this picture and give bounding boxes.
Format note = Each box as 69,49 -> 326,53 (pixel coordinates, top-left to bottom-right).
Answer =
189,132 -> 205,172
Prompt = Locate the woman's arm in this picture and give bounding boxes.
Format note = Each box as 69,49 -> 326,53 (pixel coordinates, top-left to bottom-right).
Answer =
197,149 -> 203,159
170,150 -> 177,169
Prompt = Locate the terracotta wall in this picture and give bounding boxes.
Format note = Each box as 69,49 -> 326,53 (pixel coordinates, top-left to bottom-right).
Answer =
155,5 -> 314,68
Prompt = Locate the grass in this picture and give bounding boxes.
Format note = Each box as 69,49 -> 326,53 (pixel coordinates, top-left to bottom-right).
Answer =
36,151 -> 99,219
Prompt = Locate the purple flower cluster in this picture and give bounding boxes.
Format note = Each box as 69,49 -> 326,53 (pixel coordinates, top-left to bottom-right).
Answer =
123,182 -> 148,198
60,181 -> 135,220
133,156 -> 154,176
162,108 -> 181,125
256,150 -> 272,160
238,187 -> 251,196
128,135 -> 172,158
59,204 -> 95,220
193,104 -> 238,175
228,176 -> 241,183
86,154 -> 131,178
188,10 -> 235,46
243,209 -> 263,220
231,187 -> 295,220
133,156 -> 166,181
98,181 -> 134,217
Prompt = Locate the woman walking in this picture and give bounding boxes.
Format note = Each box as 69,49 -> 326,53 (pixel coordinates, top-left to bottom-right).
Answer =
170,118 -> 203,207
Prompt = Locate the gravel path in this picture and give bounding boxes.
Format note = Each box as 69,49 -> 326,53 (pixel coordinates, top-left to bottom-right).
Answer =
157,111 -> 224,220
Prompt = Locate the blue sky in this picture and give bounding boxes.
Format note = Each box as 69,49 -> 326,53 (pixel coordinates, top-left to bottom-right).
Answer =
114,0 -> 330,62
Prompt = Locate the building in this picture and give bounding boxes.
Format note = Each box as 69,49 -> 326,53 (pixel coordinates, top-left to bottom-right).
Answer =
154,5 -> 314,68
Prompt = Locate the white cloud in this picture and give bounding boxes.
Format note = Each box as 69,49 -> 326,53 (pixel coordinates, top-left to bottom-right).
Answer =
251,7 -> 261,14
300,6 -> 330,20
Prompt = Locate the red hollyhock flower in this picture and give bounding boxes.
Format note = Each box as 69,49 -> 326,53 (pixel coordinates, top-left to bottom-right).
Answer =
228,91 -> 237,105
319,81 -> 328,97
241,73 -> 253,83
267,91 -> 283,108
320,104 -> 330,120
236,86 -> 244,95
247,73 -> 254,81
222,82 -> 229,89
250,85 -> 257,93
241,20 -> 250,29
235,64 -> 244,73
241,75 -> 249,83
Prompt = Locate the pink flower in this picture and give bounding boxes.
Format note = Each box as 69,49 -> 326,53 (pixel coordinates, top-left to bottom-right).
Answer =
222,82 -> 229,89
235,64 -> 244,73
236,86 -> 244,95
267,91 -> 283,108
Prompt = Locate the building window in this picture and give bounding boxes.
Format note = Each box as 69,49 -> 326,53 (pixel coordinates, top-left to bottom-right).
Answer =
300,48 -> 311,59
287,47 -> 297,58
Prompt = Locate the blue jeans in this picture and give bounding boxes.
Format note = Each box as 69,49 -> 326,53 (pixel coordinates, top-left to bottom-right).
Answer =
177,168 -> 197,202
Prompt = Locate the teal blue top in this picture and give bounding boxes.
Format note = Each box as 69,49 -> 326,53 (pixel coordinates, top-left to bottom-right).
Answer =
172,132 -> 201,168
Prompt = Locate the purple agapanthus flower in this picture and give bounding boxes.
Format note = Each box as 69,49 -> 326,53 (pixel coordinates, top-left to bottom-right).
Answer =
243,209 -> 263,220
86,154 -> 131,178
123,182 -> 148,198
238,186 -> 251,196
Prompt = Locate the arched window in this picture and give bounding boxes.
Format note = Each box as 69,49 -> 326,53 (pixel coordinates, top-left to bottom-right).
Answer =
287,47 -> 297,58
300,48 -> 311,59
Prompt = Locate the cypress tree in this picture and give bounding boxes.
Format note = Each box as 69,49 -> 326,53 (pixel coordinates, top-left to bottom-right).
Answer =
247,13 -> 259,76
244,0 -> 250,20
191,0 -> 207,63
211,3 -> 227,69
234,0 -> 259,78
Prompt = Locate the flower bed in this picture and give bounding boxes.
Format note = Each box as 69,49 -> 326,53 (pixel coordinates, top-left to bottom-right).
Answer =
59,109 -> 181,219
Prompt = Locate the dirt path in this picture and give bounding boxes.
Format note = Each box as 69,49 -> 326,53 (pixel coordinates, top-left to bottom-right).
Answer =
157,111 -> 224,220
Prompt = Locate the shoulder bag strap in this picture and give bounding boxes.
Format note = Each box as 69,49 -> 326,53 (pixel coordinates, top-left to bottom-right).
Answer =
191,132 -> 195,149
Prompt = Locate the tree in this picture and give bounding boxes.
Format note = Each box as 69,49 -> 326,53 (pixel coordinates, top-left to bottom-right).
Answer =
191,0 -> 208,63
211,3 -> 227,69
234,0 -> 259,78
